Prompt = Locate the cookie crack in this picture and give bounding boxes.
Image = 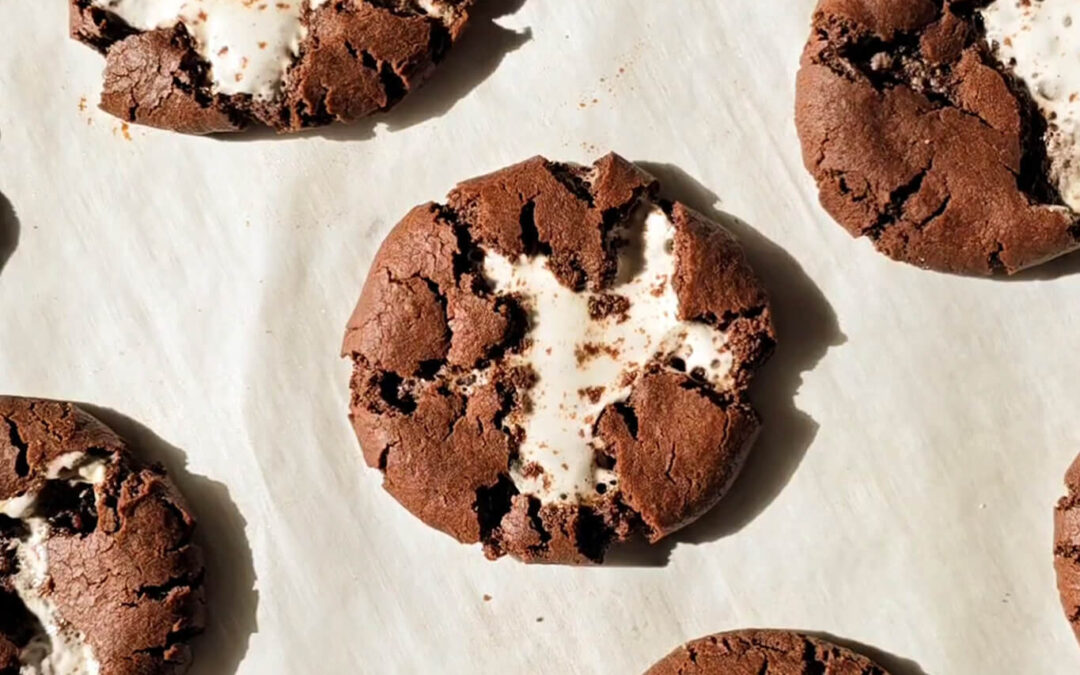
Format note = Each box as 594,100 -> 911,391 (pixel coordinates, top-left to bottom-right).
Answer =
1067,605 -> 1080,624
518,200 -> 546,256
135,570 -> 203,602
375,441 -> 395,472
73,0 -> 140,52
135,25 -> 224,121
158,496 -> 195,553
676,374 -> 736,410
546,161 -> 596,208
812,3 -> 1071,214
425,13 -> 455,62
348,1 -> 448,106
300,83 -> 333,127
343,41 -> 362,62
687,643 -> 699,665
417,275 -> 452,366
362,270 -> 453,380
987,241 -> 1006,273
662,443 -> 678,487
377,61 -> 407,109
3,417 -> 30,478
610,401 -> 638,440
474,474 -> 517,541
915,193 -> 951,231
707,304 -> 769,332
522,496 -> 552,554
374,370 -> 419,414
1054,534 -> 1080,560
572,505 -> 614,563
444,207 -> 487,280
130,625 -> 202,660
440,394 -> 471,445
810,14 -> 945,97
866,164 -> 932,239
803,637 -> 828,675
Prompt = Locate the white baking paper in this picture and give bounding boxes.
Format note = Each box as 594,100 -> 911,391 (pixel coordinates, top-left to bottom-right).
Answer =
2,1 -> 1080,673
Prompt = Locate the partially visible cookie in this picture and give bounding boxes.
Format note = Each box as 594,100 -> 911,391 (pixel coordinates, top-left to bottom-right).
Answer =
69,0 -> 471,134
342,153 -> 775,564
795,0 -> 1080,274
0,397 -> 204,674
644,630 -> 890,675
1055,453 -> 1080,646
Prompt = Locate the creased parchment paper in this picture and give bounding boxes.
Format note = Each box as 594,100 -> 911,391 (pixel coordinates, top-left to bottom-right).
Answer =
2,1 -> 1080,673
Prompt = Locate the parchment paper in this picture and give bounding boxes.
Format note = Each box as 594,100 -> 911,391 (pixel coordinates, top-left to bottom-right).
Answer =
2,1 -> 1080,673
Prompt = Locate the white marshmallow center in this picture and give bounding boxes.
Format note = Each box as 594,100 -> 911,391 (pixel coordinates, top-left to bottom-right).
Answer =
982,0 -> 1080,210
0,455 -> 109,675
483,205 -> 733,503
89,0 -> 330,99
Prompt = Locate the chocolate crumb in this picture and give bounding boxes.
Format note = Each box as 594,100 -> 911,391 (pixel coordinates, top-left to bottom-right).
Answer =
578,387 -> 606,404
521,462 -> 545,479
588,294 -> 630,322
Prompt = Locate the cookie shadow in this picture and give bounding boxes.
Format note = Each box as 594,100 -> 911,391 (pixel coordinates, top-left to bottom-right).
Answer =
606,163 -> 846,567
229,0 -> 532,143
1001,248 -> 1080,281
81,406 -> 258,675
808,632 -> 931,675
0,192 -> 19,276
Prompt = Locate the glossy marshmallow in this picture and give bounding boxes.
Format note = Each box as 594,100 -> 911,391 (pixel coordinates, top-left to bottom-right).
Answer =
90,0 -> 329,99
983,0 -> 1080,210
483,205 -> 733,503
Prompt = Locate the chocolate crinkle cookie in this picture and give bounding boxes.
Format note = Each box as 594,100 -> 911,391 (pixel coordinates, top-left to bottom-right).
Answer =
1055,453 -> 1080,647
69,0 -> 472,134
644,630 -> 891,675
0,397 -> 204,675
795,0 -> 1080,274
341,153 -> 775,564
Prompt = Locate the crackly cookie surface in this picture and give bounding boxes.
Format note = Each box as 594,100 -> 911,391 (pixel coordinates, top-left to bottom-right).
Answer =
0,397 -> 203,675
341,153 -> 775,564
69,0 -> 471,134
795,0 -> 1080,275
644,630 -> 890,675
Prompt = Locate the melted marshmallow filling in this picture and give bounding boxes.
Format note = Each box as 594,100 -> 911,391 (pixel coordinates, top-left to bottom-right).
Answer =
482,205 -> 734,504
89,0 -> 331,99
0,454 -> 109,675
982,0 -> 1080,210
89,0 -> 461,100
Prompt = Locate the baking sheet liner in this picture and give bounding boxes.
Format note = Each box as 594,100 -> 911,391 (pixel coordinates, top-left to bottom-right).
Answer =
2,1 -> 1080,673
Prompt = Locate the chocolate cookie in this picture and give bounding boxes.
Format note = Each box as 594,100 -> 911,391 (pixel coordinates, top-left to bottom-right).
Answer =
644,630 -> 890,675
1055,453 -> 1080,646
342,153 -> 775,564
70,0 -> 471,134
0,397 -> 204,674
795,0 -> 1080,274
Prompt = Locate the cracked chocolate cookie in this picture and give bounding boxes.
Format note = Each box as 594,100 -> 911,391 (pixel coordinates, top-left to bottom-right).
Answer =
1055,452 -> 1080,647
0,397 -> 204,674
644,630 -> 890,675
342,153 -> 775,564
70,0 -> 471,134
795,0 -> 1080,274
